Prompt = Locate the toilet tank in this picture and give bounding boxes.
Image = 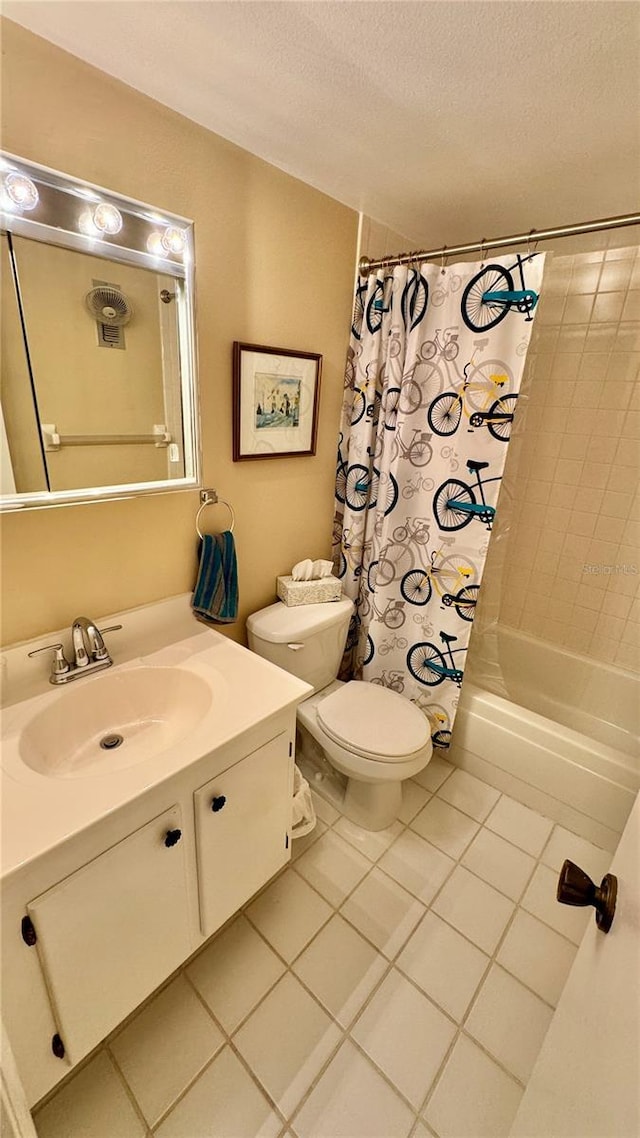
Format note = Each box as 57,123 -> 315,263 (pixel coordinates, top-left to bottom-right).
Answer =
247,598 -> 354,693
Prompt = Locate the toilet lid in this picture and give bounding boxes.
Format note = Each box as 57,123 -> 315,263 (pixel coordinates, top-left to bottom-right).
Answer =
317,681 -> 429,761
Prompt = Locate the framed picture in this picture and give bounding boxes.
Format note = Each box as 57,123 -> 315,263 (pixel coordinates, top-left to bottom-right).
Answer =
232,342 -> 322,461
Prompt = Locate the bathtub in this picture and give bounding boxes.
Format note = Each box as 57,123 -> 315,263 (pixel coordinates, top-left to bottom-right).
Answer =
449,626 -> 640,849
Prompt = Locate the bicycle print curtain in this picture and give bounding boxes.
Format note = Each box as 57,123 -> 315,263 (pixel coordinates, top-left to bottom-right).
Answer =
332,253 -> 545,747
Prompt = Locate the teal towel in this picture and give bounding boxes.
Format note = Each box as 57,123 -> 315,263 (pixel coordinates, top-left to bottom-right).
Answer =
192,531 -> 239,624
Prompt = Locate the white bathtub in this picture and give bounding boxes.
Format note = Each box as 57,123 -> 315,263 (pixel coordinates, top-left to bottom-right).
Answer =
450,627 -> 640,849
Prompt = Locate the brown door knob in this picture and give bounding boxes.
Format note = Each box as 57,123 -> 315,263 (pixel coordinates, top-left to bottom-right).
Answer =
556,859 -> 617,933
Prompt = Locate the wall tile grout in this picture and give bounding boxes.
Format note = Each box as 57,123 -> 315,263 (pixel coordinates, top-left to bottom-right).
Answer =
488,245 -> 640,670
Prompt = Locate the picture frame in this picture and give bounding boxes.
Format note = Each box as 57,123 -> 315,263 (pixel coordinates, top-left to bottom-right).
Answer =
232,342 -> 322,461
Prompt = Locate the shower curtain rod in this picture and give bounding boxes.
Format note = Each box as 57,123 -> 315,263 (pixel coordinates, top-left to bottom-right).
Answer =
358,211 -> 640,275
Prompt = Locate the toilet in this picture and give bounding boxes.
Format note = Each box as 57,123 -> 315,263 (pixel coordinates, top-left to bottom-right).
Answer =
247,597 -> 433,830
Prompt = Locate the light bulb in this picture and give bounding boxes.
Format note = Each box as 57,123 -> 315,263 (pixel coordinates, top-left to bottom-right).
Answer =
92,203 -> 123,235
2,172 -> 39,212
78,209 -> 98,236
146,231 -> 165,256
162,226 -> 187,255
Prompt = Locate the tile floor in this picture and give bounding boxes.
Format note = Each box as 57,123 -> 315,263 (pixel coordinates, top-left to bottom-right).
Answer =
33,761 -> 613,1138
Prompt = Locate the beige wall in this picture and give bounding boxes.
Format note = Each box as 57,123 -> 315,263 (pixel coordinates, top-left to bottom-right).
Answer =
358,217 -> 414,264
8,239 -> 168,490
0,19 -> 358,646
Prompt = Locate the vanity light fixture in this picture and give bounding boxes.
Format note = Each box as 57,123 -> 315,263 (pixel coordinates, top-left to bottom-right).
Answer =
78,202 -> 124,238
161,226 -> 187,255
92,202 -> 123,235
1,151 -> 194,268
146,231 -> 166,256
2,170 -> 39,212
146,226 -> 187,258
78,209 -> 99,237
70,186 -> 102,202
0,149 -> 198,513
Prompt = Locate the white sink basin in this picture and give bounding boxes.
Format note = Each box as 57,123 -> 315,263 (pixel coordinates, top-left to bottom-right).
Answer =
1,604 -> 312,879
19,667 -> 213,778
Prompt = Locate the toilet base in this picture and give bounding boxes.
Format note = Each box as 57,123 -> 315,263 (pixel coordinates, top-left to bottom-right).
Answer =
296,723 -> 404,831
343,778 -> 402,831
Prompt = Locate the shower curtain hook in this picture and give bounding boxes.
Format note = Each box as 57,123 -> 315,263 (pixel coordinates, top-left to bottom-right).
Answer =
440,245 -> 448,274
527,228 -> 539,259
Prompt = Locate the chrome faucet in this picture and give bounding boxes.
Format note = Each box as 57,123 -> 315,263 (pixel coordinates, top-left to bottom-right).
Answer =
72,616 -> 109,668
28,617 -> 122,684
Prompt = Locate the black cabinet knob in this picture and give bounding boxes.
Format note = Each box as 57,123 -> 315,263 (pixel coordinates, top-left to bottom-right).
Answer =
164,828 -> 182,847
557,859 -> 617,933
21,916 -> 37,947
211,795 -> 227,813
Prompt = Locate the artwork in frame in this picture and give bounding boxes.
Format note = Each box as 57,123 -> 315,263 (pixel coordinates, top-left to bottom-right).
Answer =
232,342 -> 322,460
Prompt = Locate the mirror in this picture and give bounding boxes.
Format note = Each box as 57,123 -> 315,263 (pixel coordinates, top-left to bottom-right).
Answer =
0,153 -> 199,509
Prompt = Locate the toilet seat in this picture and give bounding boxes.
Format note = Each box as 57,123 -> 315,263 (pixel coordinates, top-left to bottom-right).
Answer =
317,680 -> 429,762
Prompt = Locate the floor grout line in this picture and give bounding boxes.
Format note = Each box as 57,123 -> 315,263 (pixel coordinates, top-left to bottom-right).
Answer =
266,1023 -> 347,1133
149,973 -> 293,1133
215,1033 -> 295,1132
163,788 -> 583,1129
105,1046 -> 154,1136
417,914 -> 528,1128
344,1030 -> 433,1119
289,819 -> 544,1129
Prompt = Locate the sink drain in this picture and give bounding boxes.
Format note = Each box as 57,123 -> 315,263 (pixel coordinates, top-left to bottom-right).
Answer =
100,733 -> 124,750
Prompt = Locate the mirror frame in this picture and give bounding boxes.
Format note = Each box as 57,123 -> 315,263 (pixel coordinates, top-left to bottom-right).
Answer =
0,152 -> 200,511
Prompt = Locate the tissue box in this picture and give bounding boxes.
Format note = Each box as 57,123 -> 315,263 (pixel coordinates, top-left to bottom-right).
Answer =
277,575 -> 342,606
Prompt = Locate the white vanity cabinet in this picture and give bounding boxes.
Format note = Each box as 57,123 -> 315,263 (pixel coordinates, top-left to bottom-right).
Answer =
24,805 -> 192,1066
195,731 -> 293,937
1,605 -> 311,1111
2,711 -> 299,1107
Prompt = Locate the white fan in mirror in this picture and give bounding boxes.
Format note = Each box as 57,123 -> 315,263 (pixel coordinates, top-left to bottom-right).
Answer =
85,285 -> 133,326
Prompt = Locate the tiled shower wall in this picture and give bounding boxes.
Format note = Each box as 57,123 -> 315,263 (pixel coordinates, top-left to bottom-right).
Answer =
494,245 -> 640,673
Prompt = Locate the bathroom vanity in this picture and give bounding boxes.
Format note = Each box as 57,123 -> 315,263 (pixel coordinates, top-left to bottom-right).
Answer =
0,596 -> 310,1107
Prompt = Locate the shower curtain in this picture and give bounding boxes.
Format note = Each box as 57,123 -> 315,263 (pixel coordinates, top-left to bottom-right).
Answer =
332,253 -> 545,747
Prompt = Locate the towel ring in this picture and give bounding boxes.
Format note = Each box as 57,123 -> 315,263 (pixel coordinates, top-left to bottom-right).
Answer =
196,490 -> 235,538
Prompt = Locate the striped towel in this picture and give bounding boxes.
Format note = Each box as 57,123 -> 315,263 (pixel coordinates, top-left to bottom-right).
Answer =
192,531 -> 239,624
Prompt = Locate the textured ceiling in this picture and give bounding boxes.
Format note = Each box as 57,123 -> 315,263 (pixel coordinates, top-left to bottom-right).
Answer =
3,1 -> 640,248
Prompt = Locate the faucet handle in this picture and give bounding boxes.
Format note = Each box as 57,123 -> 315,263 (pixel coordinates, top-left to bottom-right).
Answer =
93,624 -> 123,661
27,643 -> 71,677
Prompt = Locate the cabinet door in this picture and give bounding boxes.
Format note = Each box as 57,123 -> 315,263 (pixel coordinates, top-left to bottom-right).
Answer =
195,731 -> 292,937
27,805 -> 192,1065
